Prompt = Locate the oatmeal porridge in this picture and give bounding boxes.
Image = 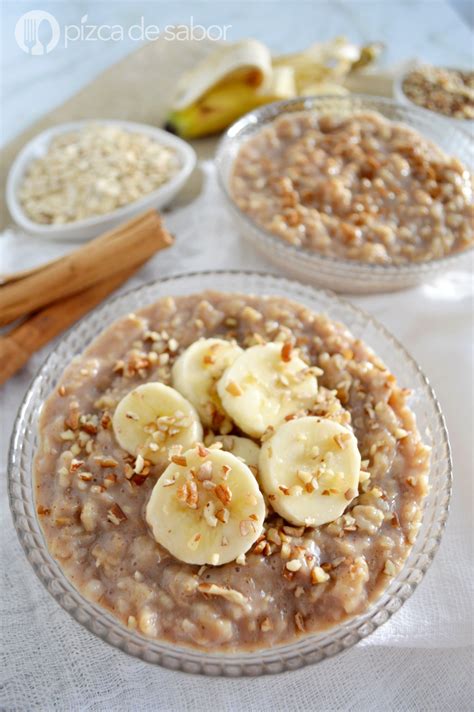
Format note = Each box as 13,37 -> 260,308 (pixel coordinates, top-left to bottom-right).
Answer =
230,111 -> 473,264
35,291 -> 430,650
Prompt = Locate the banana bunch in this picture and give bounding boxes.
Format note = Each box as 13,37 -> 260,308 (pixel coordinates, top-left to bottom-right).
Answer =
112,338 -> 362,566
165,37 -> 382,139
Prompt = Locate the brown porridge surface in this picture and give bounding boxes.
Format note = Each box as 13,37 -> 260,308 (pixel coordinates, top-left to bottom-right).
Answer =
35,291 -> 430,651
230,111 -> 473,264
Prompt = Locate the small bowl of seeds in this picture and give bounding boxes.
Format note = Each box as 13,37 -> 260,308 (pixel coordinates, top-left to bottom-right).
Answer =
6,120 -> 196,240
393,61 -> 474,127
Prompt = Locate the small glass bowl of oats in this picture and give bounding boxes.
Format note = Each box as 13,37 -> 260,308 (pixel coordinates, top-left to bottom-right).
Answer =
216,95 -> 473,293
9,270 -> 451,675
393,62 -> 474,125
6,120 -> 196,241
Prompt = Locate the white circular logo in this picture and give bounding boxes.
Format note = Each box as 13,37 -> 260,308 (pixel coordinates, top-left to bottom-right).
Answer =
15,10 -> 60,55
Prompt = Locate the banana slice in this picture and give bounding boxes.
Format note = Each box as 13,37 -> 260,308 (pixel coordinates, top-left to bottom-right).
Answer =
259,416 -> 361,527
217,342 -> 319,438
112,383 -> 202,465
171,338 -> 243,431
146,446 -> 265,565
206,434 -> 260,471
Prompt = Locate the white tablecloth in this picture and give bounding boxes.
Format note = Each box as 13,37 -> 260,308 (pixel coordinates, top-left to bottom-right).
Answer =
1,162 -> 472,711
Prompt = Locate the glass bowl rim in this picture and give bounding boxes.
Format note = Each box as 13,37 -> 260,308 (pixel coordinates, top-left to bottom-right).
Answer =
8,269 -> 453,675
215,93 -> 474,275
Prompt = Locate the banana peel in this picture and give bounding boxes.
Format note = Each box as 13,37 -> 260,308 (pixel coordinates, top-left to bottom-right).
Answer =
165,37 -> 382,140
172,39 -> 272,110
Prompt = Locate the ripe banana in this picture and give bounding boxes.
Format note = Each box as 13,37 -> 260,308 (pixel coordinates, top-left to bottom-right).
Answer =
165,37 -> 382,139
171,338 -> 243,431
146,446 -> 265,565
217,342 -> 319,438
165,40 -> 295,139
166,71 -> 294,140
259,416 -> 361,527
112,382 -> 202,465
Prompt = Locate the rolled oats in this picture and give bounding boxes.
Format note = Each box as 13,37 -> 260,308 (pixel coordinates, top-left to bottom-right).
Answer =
19,124 -> 179,225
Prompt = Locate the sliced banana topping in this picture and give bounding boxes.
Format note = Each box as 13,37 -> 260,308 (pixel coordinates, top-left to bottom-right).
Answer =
112,383 -> 203,465
172,338 -> 243,431
146,447 -> 265,565
206,434 -> 260,474
259,416 -> 361,527
217,342 -> 319,438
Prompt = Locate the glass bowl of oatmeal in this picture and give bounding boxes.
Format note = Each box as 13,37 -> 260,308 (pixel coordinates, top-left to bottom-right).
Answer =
8,271 -> 452,675
216,95 -> 473,293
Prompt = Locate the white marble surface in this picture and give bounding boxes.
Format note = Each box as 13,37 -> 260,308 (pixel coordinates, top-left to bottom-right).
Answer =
1,0 -> 473,147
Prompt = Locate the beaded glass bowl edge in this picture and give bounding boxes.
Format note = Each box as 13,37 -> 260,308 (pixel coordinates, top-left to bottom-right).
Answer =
8,270 -> 452,675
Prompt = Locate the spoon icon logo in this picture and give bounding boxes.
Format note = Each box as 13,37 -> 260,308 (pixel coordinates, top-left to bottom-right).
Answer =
15,10 -> 60,55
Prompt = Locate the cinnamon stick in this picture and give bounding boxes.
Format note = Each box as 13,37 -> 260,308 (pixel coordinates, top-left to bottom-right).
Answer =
0,209 -> 173,327
0,267 -> 141,385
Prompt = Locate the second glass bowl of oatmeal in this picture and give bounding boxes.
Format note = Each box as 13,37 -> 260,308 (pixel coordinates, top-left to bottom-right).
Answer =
216,95 -> 473,293
9,271 -> 452,675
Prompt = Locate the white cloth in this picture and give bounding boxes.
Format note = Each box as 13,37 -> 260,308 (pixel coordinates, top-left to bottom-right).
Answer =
1,162 -> 473,711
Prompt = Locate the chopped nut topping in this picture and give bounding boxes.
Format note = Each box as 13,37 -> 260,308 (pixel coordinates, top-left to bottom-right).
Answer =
196,461 -> 213,481
78,472 -> 93,482
311,566 -> 330,584
171,455 -> 187,467
261,426 -> 275,443
107,503 -> 127,525
97,456 -> 119,468
294,612 -> 305,632
215,483 -> 232,506
69,459 -> 84,473
225,381 -> 243,397
383,559 -> 397,577
215,508 -> 229,524
203,501 -> 218,527
286,559 -> 302,572
282,525 -> 305,537
391,512 -> 401,528
333,432 -> 351,449
239,519 -> 255,537
281,341 -> 293,362
134,454 -> 145,474
177,480 -> 199,509
198,582 -> 247,606
196,443 -> 209,458
260,617 -> 273,632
